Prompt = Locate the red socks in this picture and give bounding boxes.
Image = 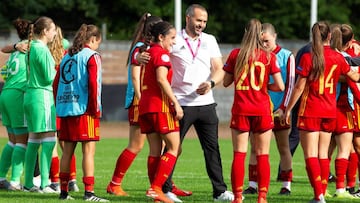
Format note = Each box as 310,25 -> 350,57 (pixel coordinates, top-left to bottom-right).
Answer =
70,155 -> 77,180
306,157 -> 322,200
50,156 -> 60,183
319,158 -> 329,194
147,156 -> 160,184
231,152 -> 246,199
279,169 -> 293,181
151,153 -> 177,189
60,172 -> 70,192
83,176 -> 95,192
335,158 -> 348,189
111,149 -> 137,184
248,164 -> 257,182
347,152 -> 358,188
257,154 -> 270,200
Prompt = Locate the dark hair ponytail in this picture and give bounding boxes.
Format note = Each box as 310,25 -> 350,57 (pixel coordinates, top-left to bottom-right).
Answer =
13,18 -> 31,40
138,15 -> 163,53
310,21 -> 329,80
68,24 -> 101,56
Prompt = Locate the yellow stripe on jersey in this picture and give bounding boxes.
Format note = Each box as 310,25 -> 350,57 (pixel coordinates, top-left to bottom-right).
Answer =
298,85 -> 309,116
87,115 -> 94,138
134,105 -> 139,122
356,103 -> 360,128
346,111 -> 354,130
167,112 -> 175,130
269,94 -> 274,116
161,93 -> 170,112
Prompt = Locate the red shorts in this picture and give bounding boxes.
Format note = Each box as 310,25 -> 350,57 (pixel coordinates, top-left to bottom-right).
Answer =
58,115 -> 100,142
273,114 -> 290,131
297,116 -> 336,132
128,104 -> 140,126
230,115 -> 274,133
334,108 -> 354,134
139,112 -> 179,134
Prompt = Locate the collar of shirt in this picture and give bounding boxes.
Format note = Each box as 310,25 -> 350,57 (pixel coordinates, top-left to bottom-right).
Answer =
182,29 -> 201,41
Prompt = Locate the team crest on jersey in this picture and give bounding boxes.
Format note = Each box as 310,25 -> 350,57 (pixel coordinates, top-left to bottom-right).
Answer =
161,54 -> 170,62
61,58 -> 77,84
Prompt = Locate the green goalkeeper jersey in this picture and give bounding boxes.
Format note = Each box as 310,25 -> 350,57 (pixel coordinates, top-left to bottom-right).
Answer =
2,46 -> 27,91
27,39 -> 55,91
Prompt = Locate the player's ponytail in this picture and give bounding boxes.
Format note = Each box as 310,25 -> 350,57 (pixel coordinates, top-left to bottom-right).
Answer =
69,24 -> 101,56
234,18 -> 264,79
310,21 -> 329,81
139,15 -> 162,53
27,23 -> 34,68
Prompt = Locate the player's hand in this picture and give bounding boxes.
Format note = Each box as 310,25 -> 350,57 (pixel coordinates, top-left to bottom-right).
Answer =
136,52 -> 150,64
283,109 -> 291,125
196,81 -> 211,95
174,104 -> 183,120
15,43 -> 28,53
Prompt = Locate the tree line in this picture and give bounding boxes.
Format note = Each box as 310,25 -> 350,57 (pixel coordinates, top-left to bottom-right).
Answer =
1,0 -> 360,43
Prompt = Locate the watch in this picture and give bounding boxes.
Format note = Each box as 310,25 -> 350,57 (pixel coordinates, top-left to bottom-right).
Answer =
210,80 -> 215,88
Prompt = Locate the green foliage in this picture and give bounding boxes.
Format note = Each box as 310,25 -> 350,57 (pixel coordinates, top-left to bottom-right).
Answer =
1,0 -> 360,42
97,0 -> 175,40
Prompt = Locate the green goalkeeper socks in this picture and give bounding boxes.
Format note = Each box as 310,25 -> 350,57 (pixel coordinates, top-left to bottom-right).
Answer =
11,144 -> 26,183
40,141 -> 55,188
24,141 -> 40,188
0,142 -> 14,178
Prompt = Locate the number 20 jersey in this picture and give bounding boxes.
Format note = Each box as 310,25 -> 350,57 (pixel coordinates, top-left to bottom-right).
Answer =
223,48 -> 281,116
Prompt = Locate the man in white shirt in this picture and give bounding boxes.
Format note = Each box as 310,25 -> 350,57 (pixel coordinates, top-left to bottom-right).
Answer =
162,4 -> 234,202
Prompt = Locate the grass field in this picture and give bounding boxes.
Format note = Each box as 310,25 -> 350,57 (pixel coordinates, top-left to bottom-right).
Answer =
0,136 -> 359,203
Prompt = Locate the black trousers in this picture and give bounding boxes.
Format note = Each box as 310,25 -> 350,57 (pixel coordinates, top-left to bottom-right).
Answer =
163,103 -> 227,198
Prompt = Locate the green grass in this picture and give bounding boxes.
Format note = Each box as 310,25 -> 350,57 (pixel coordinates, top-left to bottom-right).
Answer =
0,135 -> 358,202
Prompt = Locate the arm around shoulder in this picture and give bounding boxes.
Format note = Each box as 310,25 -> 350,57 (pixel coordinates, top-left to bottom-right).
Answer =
347,69 -> 360,82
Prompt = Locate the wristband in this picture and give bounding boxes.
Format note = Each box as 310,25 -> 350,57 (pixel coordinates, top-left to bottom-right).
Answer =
210,80 -> 215,88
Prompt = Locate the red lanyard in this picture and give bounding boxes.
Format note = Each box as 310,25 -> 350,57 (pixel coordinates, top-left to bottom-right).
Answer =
182,30 -> 201,62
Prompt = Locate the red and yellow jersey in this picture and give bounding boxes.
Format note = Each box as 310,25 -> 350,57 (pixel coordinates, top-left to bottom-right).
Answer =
223,48 -> 281,116
297,46 -> 350,118
139,44 -> 173,114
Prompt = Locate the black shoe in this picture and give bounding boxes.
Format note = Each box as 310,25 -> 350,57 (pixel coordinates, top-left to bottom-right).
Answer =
84,192 -> 109,202
59,191 -> 74,200
279,187 -> 291,195
328,173 -> 336,183
243,186 -> 257,194
347,187 -> 356,194
352,189 -> 360,198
